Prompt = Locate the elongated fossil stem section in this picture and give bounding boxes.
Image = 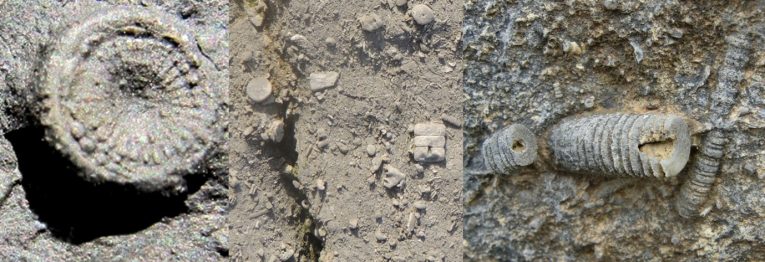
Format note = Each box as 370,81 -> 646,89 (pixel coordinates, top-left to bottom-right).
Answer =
673,32 -> 749,218
710,33 -> 751,124
674,129 -> 725,218
38,6 -> 221,193
549,113 -> 691,178
480,124 -> 538,174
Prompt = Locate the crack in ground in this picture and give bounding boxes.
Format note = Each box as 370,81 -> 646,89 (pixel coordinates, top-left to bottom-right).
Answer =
272,108 -> 324,261
0,179 -> 19,208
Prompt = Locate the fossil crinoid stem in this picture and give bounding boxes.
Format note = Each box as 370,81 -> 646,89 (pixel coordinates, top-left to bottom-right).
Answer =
549,113 -> 691,178
480,124 -> 538,174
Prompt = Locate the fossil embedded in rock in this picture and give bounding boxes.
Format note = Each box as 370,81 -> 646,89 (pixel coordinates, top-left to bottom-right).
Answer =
480,124 -> 538,174
37,6 -> 222,193
549,113 -> 691,178
674,129 -> 725,218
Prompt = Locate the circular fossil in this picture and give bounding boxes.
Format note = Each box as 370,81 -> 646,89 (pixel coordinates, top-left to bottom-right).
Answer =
38,6 -> 220,192
481,124 -> 538,174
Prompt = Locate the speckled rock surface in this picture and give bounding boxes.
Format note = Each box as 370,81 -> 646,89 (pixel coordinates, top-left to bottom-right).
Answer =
463,0 -> 765,260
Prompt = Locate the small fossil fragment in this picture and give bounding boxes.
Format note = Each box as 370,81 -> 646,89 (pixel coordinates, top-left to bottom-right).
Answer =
674,129 -> 725,218
246,76 -> 272,104
38,6 -> 221,193
411,4 -> 435,25
478,124 -> 537,175
549,113 -> 691,178
382,165 -> 406,189
413,122 -> 446,163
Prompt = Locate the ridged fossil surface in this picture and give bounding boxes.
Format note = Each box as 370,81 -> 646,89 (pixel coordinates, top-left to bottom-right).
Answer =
674,32 -> 750,218
38,6 -> 222,193
479,124 -> 538,174
675,129 -> 725,218
549,113 -> 691,178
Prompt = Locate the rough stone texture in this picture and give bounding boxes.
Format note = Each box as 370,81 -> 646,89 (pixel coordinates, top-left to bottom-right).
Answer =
230,0 -> 463,261
0,0 -> 229,260
464,0 -> 765,260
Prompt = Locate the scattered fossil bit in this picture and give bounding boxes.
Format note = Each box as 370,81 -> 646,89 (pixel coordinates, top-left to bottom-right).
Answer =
480,124 -> 538,174
382,165 -> 406,189
38,6 -> 221,193
309,71 -> 340,92
374,228 -> 388,242
264,119 -> 285,143
246,76 -> 272,104
549,113 -> 691,178
411,4 -> 435,25
358,13 -> 384,32
413,122 -> 446,163
675,129 -> 725,218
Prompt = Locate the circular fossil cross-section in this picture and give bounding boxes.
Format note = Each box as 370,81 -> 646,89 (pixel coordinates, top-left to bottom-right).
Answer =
481,124 -> 538,174
39,6 -> 220,192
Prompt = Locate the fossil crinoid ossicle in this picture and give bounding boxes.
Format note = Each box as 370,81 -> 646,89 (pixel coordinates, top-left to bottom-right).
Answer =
549,113 -> 691,178
38,6 -> 222,193
480,124 -> 538,174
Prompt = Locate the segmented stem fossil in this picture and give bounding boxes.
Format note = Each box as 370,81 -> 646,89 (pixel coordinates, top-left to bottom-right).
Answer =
674,32 -> 749,218
468,124 -> 538,175
549,113 -> 691,178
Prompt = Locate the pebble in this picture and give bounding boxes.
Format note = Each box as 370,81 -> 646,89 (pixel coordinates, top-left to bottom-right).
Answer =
309,72 -> 339,92
441,114 -> 461,127
316,179 -> 325,191
411,4 -> 435,25
325,37 -> 337,46
395,0 -> 408,7
349,218 -> 359,230
603,0 -> 618,10
366,144 -> 377,157
414,200 -> 427,210
246,76 -> 272,103
358,13 -> 384,32
374,229 -> 388,242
